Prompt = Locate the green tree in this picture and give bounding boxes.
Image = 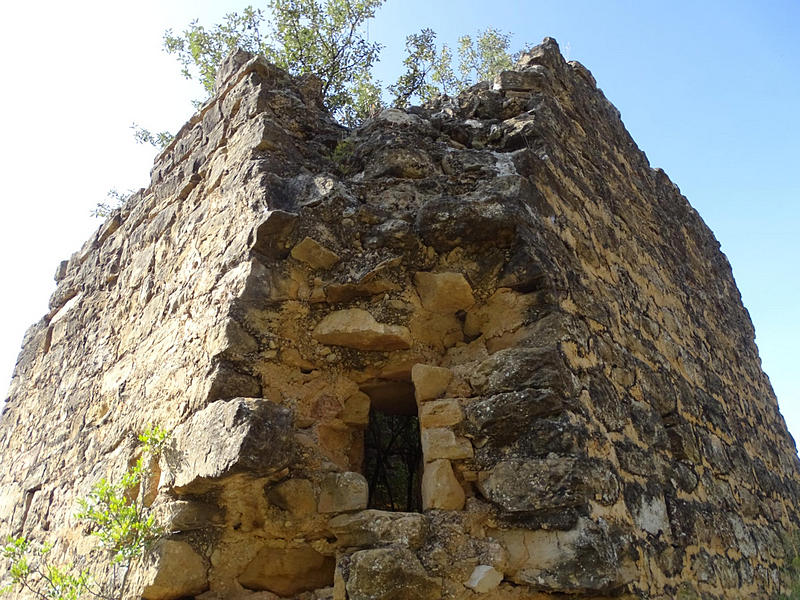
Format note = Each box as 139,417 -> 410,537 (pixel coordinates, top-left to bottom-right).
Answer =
163,0 -> 385,123
130,123 -> 174,150
389,27 -> 529,108
163,3 -> 528,125
164,7 -> 266,96
388,28 -> 438,109
1,426 -> 169,600
92,188 -> 134,219
456,27 -> 517,87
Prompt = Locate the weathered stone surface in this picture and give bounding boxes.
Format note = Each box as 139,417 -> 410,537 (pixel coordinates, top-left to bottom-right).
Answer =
290,236 -> 340,269
238,546 -> 335,596
422,459 -> 465,510
329,510 -> 428,549
266,478 -> 316,516
497,518 -> 636,593
420,427 -> 473,461
250,210 -> 298,259
155,499 -> 224,531
344,548 -> 438,600
493,68 -> 547,92
313,309 -> 412,351
365,147 -> 436,180
411,364 -> 452,402
164,398 -> 294,493
141,540 -> 209,600
469,346 -> 570,396
419,399 -> 463,428
340,391 -> 371,427
464,388 -> 567,449
2,37 -> 799,600
413,271 -> 475,313
318,472 -> 369,513
478,457 -> 620,515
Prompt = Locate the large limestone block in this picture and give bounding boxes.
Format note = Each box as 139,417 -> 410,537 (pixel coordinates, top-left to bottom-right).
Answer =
422,459 -> 465,510
415,180 -> 528,252
165,398 -> 294,494
318,471 -> 369,513
411,364 -> 452,402
493,68 -> 547,92
204,319 -> 259,356
329,510 -> 428,549
421,428 -> 473,461
141,540 -> 209,600
464,288 -> 533,340
413,272 -> 475,313
155,499 -> 224,531
238,546 -> 335,596
419,399 -> 463,428
408,309 -> 464,350
341,391 -> 371,427
251,210 -> 298,259
345,548 -> 439,600
469,346 -> 570,396
497,518 -> 636,593
266,478 -> 317,516
477,457 -> 620,516
365,147 -> 436,179
313,309 -> 412,351
290,236 -> 340,269
464,388 -> 567,448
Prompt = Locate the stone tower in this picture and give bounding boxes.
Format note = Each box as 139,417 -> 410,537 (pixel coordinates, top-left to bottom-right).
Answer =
1,38 -> 799,599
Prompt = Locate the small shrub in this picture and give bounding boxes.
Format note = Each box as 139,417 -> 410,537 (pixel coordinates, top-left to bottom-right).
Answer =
1,538 -> 89,600
1,426 -> 169,600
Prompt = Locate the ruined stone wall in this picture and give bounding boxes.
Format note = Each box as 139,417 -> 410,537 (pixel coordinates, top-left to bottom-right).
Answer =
1,39 -> 799,600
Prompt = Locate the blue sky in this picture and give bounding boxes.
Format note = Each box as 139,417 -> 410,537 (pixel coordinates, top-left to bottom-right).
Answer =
0,0 -> 797,441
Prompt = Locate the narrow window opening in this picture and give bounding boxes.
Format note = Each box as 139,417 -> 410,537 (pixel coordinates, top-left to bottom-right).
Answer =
361,380 -> 422,512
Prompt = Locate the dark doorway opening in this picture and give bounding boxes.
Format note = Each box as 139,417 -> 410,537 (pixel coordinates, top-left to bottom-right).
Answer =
361,380 -> 422,512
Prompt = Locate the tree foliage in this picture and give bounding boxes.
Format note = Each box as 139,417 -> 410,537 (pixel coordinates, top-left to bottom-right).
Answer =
1,426 -> 169,600
131,123 -> 174,150
388,28 -> 438,109
0,539 -> 89,600
76,426 -> 169,566
164,0 -> 384,123
390,26 -> 530,108
162,2 -> 528,126
92,188 -> 133,219
164,7 -> 266,95
456,27 -> 516,87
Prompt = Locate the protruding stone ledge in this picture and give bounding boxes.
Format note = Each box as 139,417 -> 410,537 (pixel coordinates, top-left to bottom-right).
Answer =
163,398 -> 295,494
313,308 -> 412,351
477,456 -> 620,515
329,510 -> 428,549
493,67 -> 547,92
238,546 -> 335,596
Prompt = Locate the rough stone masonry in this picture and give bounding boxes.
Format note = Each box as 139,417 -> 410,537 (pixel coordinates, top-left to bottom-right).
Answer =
1,37 -> 799,599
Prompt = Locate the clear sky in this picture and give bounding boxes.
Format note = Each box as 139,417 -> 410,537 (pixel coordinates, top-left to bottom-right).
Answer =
0,1 -> 797,442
